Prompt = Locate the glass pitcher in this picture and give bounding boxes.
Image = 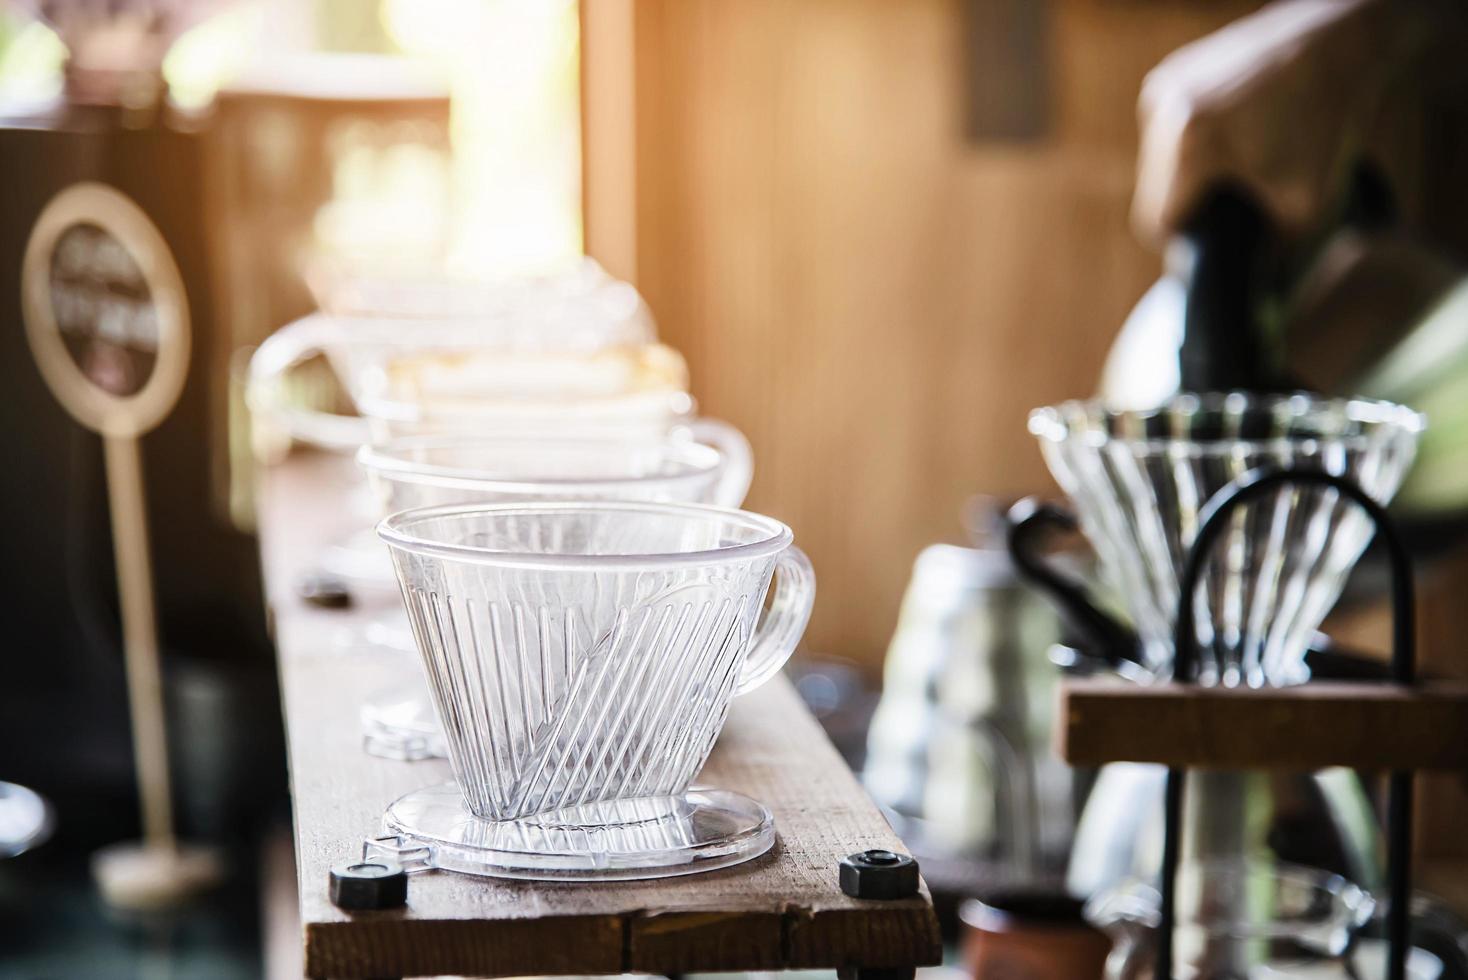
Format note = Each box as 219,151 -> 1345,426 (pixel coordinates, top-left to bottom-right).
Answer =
1085,861 -> 1375,979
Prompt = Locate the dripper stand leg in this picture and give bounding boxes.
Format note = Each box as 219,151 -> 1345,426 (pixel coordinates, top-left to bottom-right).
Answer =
1159,466 -> 1417,980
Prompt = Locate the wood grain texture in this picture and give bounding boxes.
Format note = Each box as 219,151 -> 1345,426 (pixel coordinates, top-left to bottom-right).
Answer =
579,0 -> 639,285
594,0 -> 1262,672
259,452 -> 942,979
581,0 -> 1468,864
1058,678 -> 1468,771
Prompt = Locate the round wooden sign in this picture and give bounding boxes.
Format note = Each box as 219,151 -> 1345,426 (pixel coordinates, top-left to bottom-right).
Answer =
22,182 -> 190,437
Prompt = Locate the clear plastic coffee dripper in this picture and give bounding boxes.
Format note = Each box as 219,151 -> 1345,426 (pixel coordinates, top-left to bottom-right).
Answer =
248,258 -> 687,596
246,262 -> 739,648
366,501 -> 815,880
355,432 -> 754,760
249,257 -> 685,455
1010,392 -> 1424,972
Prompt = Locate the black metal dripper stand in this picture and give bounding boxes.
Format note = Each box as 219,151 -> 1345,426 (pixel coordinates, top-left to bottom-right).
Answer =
1158,466 -> 1415,980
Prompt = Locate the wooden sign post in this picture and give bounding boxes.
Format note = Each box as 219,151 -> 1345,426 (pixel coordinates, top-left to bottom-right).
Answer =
22,182 -> 218,907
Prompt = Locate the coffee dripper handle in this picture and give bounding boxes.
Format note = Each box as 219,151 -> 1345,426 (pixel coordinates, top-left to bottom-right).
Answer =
1005,498 -> 1142,674
248,312 -> 373,451
689,417 -> 755,508
735,545 -> 816,696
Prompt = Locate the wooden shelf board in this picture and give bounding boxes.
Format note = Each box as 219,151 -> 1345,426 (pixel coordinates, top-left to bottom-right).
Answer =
1059,677 -> 1468,771
259,452 -> 941,979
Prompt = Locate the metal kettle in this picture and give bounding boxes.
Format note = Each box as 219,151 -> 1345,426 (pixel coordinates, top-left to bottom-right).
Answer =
863,502 -> 1076,878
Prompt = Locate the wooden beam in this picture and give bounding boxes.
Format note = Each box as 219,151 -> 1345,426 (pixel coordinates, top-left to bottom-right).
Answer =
1058,678 -> 1468,771
580,0 -> 640,283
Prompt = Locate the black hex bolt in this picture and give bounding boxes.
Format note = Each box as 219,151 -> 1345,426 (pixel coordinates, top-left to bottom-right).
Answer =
299,572 -> 353,609
330,860 -> 408,910
838,849 -> 920,900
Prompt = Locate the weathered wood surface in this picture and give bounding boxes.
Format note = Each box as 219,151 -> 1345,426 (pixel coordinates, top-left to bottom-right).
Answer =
259,451 -> 941,979
1058,677 -> 1468,771
597,0 -> 1263,672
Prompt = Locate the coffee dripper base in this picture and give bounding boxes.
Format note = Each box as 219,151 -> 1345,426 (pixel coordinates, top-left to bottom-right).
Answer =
376,782 -> 775,881
360,672 -> 448,762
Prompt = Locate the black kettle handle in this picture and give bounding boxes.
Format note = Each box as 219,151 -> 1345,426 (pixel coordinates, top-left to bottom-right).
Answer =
1005,498 -> 1141,673
1177,184 -> 1284,394
1176,165 -> 1396,397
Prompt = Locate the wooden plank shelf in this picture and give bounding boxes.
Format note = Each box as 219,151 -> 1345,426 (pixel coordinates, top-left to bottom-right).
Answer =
1058,677 -> 1468,771
259,452 -> 941,979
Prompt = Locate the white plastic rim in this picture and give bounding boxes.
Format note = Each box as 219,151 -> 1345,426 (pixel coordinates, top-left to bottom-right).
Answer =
357,434 -> 726,498
1029,392 -> 1426,456
377,500 -> 794,570
303,256 -> 656,347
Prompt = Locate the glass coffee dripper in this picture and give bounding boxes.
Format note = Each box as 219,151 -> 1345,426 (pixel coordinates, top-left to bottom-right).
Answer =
371,500 -> 816,879
1086,861 -> 1378,979
355,432 -> 754,760
1012,393 -> 1424,905
1028,392 -> 1422,687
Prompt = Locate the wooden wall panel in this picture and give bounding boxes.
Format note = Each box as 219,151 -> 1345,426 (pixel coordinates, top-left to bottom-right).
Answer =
580,0 -> 639,283
591,0 -> 1261,670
